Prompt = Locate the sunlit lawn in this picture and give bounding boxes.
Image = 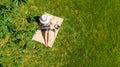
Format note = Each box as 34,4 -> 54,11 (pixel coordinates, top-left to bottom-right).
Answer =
0,0 -> 120,67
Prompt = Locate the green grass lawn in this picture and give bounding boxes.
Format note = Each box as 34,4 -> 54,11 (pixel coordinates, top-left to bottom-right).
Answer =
0,0 -> 120,67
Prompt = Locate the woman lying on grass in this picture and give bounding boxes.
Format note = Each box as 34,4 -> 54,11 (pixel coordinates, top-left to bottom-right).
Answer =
39,13 -> 60,47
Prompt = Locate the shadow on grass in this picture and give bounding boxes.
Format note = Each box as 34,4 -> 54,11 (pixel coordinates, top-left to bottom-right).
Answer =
26,15 -> 40,24
33,16 -> 40,25
0,64 -> 3,67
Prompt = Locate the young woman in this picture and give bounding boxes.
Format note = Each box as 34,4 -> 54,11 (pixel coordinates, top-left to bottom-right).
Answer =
39,14 -> 54,47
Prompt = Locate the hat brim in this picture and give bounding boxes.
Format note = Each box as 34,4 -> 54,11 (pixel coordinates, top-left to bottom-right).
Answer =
40,18 -> 50,24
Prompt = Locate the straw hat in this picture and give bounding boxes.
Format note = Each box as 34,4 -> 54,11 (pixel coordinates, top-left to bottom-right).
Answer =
39,14 -> 51,25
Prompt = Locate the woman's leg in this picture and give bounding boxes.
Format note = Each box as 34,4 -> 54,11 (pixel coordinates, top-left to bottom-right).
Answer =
48,31 -> 54,47
45,30 -> 48,46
